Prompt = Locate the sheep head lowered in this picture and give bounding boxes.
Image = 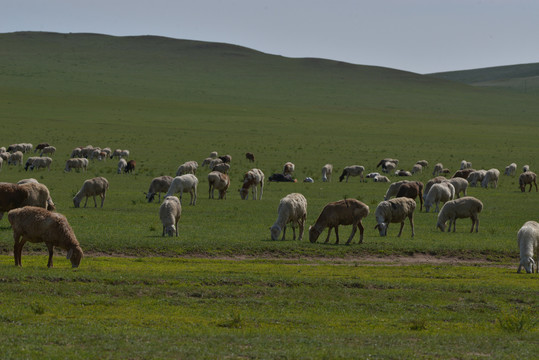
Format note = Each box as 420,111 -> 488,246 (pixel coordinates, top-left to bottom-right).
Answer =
67,246 -> 84,268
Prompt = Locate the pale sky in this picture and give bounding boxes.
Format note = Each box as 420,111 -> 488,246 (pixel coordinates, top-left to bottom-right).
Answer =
2,0 -> 538,74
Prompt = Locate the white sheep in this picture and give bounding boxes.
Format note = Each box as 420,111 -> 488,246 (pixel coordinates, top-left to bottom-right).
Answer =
8,206 -> 83,268
64,158 -> 88,172
208,158 -> 223,170
8,151 -> 23,166
481,168 -> 500,189
415,160 -> 428,168
460,160 -> 472,170
239,168 -> 264,200
467,170 -> 487,187
16,179 -> 55,211
176,161 -> 198,176
339,165 -> 365,182
423,176 -> 449,200
374,197 -> 416,237
523,165 -> 530,173
165,174 -> 198,205
519,171 -> 538,192
201,157 -> 213,168
0,182 -> 54,220
309,198 -> 369,244
283,162 -> 295,176
208,171 -> 230,199
73,177 -> 109,208
447,177 -> 468,198
436,196 -> 483,233
29,157 -> 53,171
270,193 -> 307,241
159,196 -> 182,237
383,180 -> 409,200
321,164 -> 333,182
432,163 -> 443,176
209,151 -> 218,159
70,148 -> 82,158
146,175 -> 174,203
366,172 -> 380,179
374,175 -> 390,183
517,221 -> 539,273
117,158 -> 127,174
424,182 -> 455,213
504,163 -> 517,176
381,161 -> 396,174
411,163 -> 422,174
24,156 -> 40,171
211,162 -> 230,174
39,145 -> 56,157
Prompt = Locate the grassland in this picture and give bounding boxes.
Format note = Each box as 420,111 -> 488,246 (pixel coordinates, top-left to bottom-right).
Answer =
0,32 -> 538,358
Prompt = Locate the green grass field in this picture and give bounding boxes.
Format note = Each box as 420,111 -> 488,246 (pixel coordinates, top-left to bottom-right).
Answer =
0,32 -> 537,358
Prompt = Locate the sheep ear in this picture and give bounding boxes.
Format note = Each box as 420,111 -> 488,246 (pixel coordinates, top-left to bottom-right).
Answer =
66,248 -> 73,260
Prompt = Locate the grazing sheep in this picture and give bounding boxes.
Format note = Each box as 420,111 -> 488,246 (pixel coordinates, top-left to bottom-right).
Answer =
395,170 -> 412,177
339,165 -> 365,182
270,193 -> 307,241
0,182 -> 53,220
165,174 -> 198,205
519,171 -> 538,192
24,156 -> 40,171
460,160 -> 473,170
176,161 -> 198,176
201,157 -> 213,168
245,152 -> 255,162
376,158 -> 399,168
424,182 -> 455,213
70,148 -> 82,158
374,197 -> 416,237
208,171 -> 230,199
16,179 -> 55,211
39,145 -> 56,157
34,143 -> 50,153
110,149 -> 122,159
309,198 -> 369,245
29,157 -> 52,171
436,196 -> 483,233
423,176 -> 448,200
208,158 -> 223,170
146,175 -> 174,203
117,158 -> 127,174
411,163 -> 422,175
383,180 -> 409,200
268,173 -> 295,182
467,170 -> 487,187
504,163 -> 517,176
523,165 -> 530,173
124,160 -> 136,174
481,168 -> 500,189
8,206 -> 83,268
432,163 -> 443,176
211,162 -> 230,174
64,158 -> 87,172
321,164 -> 333,182
395,181 -> 424,211
517,221 -> 539,273
73,177 -> 109,208
415,160 -> 428,168
447,177 -> 468,198
219,155 -> 232,164
283,162 -> 295,176
209,151 -> 218,159
159,196 -> 182,237
0,152 -> 10,163
239,168 -> 264,200
381,161 -> 397,174
8,151 -> 23,166
120,150 -> 130,158
374,175 -> 390,183
452,168 -> 475,179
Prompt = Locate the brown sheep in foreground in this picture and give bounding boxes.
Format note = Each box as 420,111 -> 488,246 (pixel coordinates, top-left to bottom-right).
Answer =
395,181 -> 424,211
8,206 -> 83,268
309,199 -> 369,245
208,171 -> 230,199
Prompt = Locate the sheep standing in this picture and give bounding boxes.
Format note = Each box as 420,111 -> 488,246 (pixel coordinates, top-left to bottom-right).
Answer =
504,163 -> 517,176
8,151 -> 23,166
159,196 -> 182,237
411,163 -> 422,175
517,221 -> 539,273
460,160 -> 472,170
519,171 -> 538,192
309,198 -> 369,245
24,156 -> 40,171
283,162 -> 295,176
0,182 -> 53,220
8,206 -> 83,268
124,160 -> 136,174
424,182 -> 455,213
452,169 -> 475,179
423,176 -> 449,200
321,164 -> 333,182
73,177 -> 109,208
467,170 -> 487,187
395,181 -> 424,211
176,161 -> 198,176
383,180 -> 409,200
447,177 -> 468,198
523,165 -> 530,173
40,146 -> 56,157
339,165 -> 365,182
436,196 -> 483,233
270,193 -> 307,241
211,162 -> 230,174
146,175 -> 174,203
415,160 -> 428,168
239,168 -> 264,200
29,157 -> 53,171
481,168 -> 500,189
165,174 -> 198,205
208,171 -> 230,199
219,154 -> 232,163
432,163 -> 443,176
381,161 -> 396,174
34,143 -> 50,153
64,158 -> 88,172
374,197 -> 416,237
117,158 -> 127,174
245,152 -> 255,162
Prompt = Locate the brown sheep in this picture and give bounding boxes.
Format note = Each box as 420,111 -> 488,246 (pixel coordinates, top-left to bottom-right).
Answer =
396,181 -> 424,211
8,206 -> 83,268
451,168 -> 475,179
0,182 -> 53,220
245,152 -> 255,162
208,171 -> 230,199
125,160 -> 136,174
519,171 -> 538,192
309,199 -> 370,245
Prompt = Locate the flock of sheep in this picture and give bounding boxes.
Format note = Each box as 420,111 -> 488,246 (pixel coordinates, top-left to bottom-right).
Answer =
0,143 -> 538,273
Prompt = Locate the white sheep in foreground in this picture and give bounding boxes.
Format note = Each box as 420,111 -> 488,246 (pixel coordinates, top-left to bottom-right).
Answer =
374,197 -> 416,237
8,206 -> 83,268
467,170 -> 487,187
432,163 -> 443,176
29,157 -> 53,171
146,175 -> 174,203
176,161 -> 198,176
424,182 -> 455,213
436,196 -> 483,233
504,163 -> 517,176
339,165 -> 365,182
165,174 -> 198,205
447,177 -> 468,198
481,168 -> 500,189
73,177 -> 109,208
423,176 -> 450,201
159,196 -> 182,237
117,158 -> 127,174
383,180 -> 409,200
321,164 -> 333,182
517,221 -> 539,273
270,193 -> 307,241
208,171 -> 230,199
519,171 -> 538,192
309,198 -> 369,245
239,168 -> 264,200
283,162 -> 295,176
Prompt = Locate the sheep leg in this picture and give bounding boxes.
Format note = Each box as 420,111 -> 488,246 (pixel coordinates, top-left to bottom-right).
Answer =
298,217 -> 305,241
259,184 -> 263,200
281,226 -> 287,241
192,190 -> 197,205
397,222 -> 405,237
409,216 -> 415,237
100,193 -> 105,208
46,243 -> 54,268
209,185 -> 213,199
334,226 -> 340,244
93,195 -> 98,207
162,225 -> 165,237
452,219 -> 457,232
292,226 -> 297,241
346,224 -> 358,245
13,232 -> 25,266
419,196 -> 423,212
324,228 -> 332,243
83,196 -> 89,208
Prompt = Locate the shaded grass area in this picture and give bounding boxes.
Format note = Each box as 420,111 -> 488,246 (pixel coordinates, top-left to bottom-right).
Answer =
0,256 -> 537,359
